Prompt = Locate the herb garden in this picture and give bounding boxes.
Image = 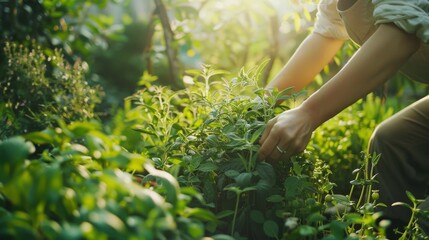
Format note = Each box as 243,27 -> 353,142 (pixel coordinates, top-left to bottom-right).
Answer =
1,1 -> 429,239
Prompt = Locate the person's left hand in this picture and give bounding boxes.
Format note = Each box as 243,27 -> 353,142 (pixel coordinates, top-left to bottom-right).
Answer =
258,106 -> 316,160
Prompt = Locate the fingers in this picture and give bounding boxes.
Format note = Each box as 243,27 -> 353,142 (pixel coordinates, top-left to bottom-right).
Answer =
258,110 -> 312,161
259,117 -> 276,144
258,127 -> 280,160
259,119 -> 291,160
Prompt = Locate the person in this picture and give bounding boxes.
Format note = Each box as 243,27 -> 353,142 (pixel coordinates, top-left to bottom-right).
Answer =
258,0 -> 429,237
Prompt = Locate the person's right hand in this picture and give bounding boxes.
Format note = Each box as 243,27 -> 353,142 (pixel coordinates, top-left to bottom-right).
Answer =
258,106 -> 317,161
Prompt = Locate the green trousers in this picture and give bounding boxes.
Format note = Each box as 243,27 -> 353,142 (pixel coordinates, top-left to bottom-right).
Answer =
369,95 -> 429,233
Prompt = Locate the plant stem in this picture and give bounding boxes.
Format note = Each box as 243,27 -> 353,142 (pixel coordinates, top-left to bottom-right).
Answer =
348,172 -> 360,202
400,202 -> 417,240
231,192 -> 241,236
367,161 -> 375,204
248,150 -> 254,171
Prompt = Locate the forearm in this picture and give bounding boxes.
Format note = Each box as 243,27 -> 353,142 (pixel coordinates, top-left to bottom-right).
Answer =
266,33 -> 344,92
302,24 -> 420,128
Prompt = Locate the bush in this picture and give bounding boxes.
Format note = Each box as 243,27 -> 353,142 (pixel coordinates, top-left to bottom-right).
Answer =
309,94 -> 395,195
0,42 -> 102,139
0,121 -> 219,240
113,65 -> 427,239
1,64 -> 427,239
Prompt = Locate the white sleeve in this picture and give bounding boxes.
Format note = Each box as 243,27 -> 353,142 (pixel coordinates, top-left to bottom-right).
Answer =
313,0 -> 349,40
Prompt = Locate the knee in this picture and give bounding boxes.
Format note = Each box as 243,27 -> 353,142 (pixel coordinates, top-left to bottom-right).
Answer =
369,118 -> 400,153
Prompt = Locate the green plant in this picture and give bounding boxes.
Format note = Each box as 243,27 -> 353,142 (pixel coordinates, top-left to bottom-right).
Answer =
0,42 -> 102,139
120,64 -> 296,239
118,64 -> 427,240
1,62 -> 427,239
0,120 -> 219,240
309,94 -> 395,195
392,191 -> 429,239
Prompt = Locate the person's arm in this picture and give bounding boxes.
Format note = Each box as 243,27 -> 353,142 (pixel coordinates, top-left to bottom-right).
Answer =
259,23 -> 420,160
267,32 -> 344,93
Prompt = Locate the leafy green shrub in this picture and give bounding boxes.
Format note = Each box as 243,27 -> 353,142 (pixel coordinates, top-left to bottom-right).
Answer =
117,65 -> 336,239
0,42 -> 102,139
0,121 -> 221,240
118,65 -> 282,238
309,94 -> 395,195
1,63 -> 426,239
115,65 -> 426,239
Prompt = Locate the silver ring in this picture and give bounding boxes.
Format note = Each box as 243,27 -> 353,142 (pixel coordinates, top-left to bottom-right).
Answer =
276,146 -> 286,154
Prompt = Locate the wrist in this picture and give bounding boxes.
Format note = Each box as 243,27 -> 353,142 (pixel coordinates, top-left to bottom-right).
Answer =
298,101 -> 323,131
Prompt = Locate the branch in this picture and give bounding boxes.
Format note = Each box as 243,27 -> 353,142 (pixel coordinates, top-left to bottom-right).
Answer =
153,0 -> 183,89
143,9 -> 157,75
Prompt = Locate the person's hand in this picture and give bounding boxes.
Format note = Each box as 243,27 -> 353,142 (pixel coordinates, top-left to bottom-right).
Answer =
258,106 -> 317,160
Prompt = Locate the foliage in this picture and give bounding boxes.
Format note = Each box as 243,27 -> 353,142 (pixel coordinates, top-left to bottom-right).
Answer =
0,0 -> 125,61
92,22 -> 151,96
309,94 -> 395,194
0,121 -> 219,240
1,64 -> 428,239
0,0 -> 140,107
111,65 -> 428,239
0,42 -> 102,138
1,1 -> 428,239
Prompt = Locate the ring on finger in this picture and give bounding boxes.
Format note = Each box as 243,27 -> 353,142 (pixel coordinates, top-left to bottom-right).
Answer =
276,146 -> 286,154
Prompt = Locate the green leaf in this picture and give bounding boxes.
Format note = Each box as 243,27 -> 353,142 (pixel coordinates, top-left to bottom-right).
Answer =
256,162 -> 275,185
206,135 -> 219,147
88,209 -> 125,232
263,220 -> 279,238
132,127 -> 157,136
216,210 -> 234,219
24,131 -> 54,144
292,161 -> 302,175
250,210 -> 264,224
59,223 -> 83,239
211,234 -> 236,240
187,222 -> 204,238
234,172 -> 253,187
350,179 -> 365,186
183,208 -> 217,222
392,202 -> 411,208
250,125 -> 265,143
197,162 -> 218,172
344,213 -> 363,224
69,122 -> 98,136
225,170 -> 240,178
326,221 -> 348,239
266,194 -> 284,203
224,186 -> 242,195
144,164 -> 180,207
406,191 -> 416,203
371,153 -> 381,165
242,186 -> 257,193
40,220 -> 61,239
332,194 -> 353,206
307,212 -> 326,223
0,137 -> 33,165
256,179 -> 273,191
284,176 -> 300,198
298,225 -> 317,236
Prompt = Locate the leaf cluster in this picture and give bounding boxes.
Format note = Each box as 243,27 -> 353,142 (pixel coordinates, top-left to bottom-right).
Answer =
0,121 -> 219,240
0,42 -> 102,138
